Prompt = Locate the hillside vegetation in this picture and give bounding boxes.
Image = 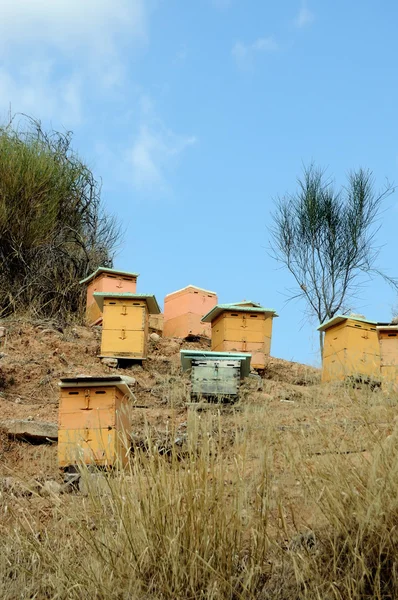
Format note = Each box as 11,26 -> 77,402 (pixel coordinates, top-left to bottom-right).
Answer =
0,320 -> 397,599
0,116 -> 120,319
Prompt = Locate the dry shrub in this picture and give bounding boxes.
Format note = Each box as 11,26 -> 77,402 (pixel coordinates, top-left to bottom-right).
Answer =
0,114 -> 121,320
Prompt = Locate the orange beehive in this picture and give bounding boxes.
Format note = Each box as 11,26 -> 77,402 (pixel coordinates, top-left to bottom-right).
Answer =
318,315 -> 380,383
80,267 -> 139,326
201,301 -> 278,369
58,376 -> 135,469
377,324 -> 398,390
163,285 -> 218,339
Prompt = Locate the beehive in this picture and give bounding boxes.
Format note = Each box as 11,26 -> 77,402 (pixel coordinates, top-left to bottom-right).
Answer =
163,285 -> 218,339
80,267 -> 139,326
58,376 -> 135,469
318,315 -> 380,383
94,293 -> 160,360
376,324 -> 398,389
180,350 -> 251,401
201,302 -> 278,369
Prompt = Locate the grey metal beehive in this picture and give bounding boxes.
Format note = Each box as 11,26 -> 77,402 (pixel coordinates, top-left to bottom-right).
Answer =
180,350 -> 251,402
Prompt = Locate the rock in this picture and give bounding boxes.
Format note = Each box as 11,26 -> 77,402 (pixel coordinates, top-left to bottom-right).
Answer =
0,327 -> 6,338
101,357 -> 118,368
0,476 -> 36,496
26,416 -> 34,421
40,328 -> 61,336
149,333 -> 160,343
289,531 -> 316,552
14,397 -> 22,404
40,480 -> 62,496
1,419 -> 58,442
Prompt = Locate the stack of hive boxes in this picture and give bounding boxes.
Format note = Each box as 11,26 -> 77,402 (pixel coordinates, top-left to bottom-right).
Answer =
93,293 -> 160,360
318,315 -> 380,382
376,324 -> 398,390
201,301 -> 278,370
163,285 -> 218,339
80,266 -> 160,361
80,267 -> 139,327
180,349 -> 251,402
58,375 -> 135,470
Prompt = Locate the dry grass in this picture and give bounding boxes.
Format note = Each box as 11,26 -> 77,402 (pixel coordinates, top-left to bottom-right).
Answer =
1,374 -> 398,598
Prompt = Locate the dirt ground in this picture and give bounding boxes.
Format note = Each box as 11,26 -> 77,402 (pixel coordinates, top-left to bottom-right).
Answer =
0,318 -> 394,531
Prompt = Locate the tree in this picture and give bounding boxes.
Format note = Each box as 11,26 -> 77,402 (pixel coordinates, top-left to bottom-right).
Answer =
0,114 -> 122,320
270,164 -> 396,355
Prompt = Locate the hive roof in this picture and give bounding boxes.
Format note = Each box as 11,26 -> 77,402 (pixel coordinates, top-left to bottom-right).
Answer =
79,267 -> 139,285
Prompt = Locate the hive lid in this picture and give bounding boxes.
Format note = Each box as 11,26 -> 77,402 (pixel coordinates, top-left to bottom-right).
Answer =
79,267 -> 139,285
201,303 -> 278,323
180,350 -> 252,377
165,284 -> 217,298
59,375 -> 136,400
317,314 -> 377,332
93,292 -> 161,314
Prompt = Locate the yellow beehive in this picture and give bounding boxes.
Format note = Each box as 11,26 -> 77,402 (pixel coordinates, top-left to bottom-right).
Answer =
58,376 -> 135,469
94,293 -> 160,360
376,324 -> 398,390
201,301 -> 278,369
318,315 -> 380,383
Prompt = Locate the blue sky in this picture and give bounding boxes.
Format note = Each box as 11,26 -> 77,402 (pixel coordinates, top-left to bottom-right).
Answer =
1,0 -> 397,366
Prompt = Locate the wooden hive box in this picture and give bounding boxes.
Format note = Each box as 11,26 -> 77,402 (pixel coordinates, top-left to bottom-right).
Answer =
180,350 -> 251,401
377,324 -> 398,389
318,315 -> 380,383
201,302 -> 278,370
80,267 -> 139,326
94,293 -> 160,360
58,376 -> 135,469
163,285 -> 218,339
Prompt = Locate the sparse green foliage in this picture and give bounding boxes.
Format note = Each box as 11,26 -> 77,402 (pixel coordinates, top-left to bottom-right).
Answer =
270,164 -> 396,353
0,114 -> 121,319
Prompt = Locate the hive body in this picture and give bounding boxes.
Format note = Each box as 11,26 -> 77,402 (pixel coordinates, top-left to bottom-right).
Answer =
377,325 -> 398,390
319,316 -> 380,382
202,302 -> 277,370
80,268 -> 138,326
180,350 -> 251,401
58,377 -> 134,469
94,293 -> 160,360
163,285 -> 217,339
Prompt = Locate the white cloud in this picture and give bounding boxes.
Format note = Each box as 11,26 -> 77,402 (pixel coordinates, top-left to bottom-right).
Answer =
0,0 -> 148,125
232,37 -> 278,70
295,3 -> 314,28
130,124 -> 196,193
124,95 -> 196,193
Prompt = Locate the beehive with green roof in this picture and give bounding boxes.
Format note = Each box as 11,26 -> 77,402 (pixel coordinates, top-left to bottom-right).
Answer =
201,301 -> 278,370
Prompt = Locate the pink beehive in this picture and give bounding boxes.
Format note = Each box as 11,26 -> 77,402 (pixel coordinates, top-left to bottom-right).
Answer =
163,285 -> 218,339
80,267 -> 139,326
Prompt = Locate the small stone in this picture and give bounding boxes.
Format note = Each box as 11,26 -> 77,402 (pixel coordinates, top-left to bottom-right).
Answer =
40,328 -> 60,336
149,333 -> 160,343
26,416 -> 34,422
41,480 -> 62,496
101,357 -> 118,368
14,397 -> 22,404
0,327 -> 6,338
0,353 -> 7,359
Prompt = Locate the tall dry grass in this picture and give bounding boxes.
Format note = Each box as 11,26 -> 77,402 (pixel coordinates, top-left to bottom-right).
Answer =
0,382 -> 398,598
